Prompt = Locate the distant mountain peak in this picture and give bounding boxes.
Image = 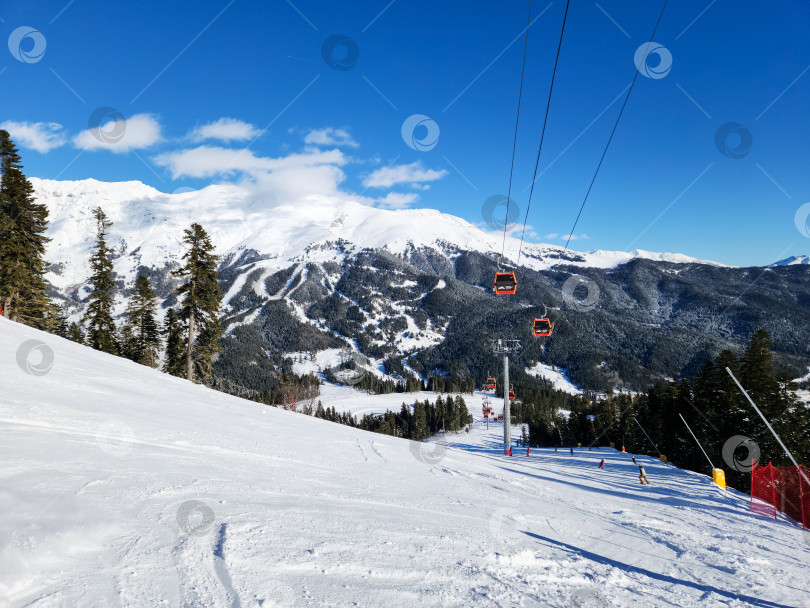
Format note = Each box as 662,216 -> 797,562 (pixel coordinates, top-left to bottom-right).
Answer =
770,255 -> 810,267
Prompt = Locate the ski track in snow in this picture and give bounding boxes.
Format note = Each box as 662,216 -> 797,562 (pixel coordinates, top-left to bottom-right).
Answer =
1,317 -> 809,608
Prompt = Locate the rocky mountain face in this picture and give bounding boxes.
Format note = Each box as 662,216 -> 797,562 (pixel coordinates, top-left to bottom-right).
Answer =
33,178 -> 810,394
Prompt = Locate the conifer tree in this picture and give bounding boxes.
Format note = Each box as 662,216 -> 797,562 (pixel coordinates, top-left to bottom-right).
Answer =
83,207 -> 118,354
741,330 -> 781,408
0,130 -> 53,327
412,400 -> 429,440
53,304 -> 70,338
173,223 -> 223,384
121,273 -> 161,367
67,321 -> 85,344
162,308 -> 186,377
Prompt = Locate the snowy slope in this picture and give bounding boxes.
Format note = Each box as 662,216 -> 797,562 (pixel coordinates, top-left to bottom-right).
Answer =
32,178 -> 729,305
525,363 -> 584,396
2,317 -> 809,608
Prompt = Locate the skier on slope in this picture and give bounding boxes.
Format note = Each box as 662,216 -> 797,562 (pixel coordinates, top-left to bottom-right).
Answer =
598,459 -> 605,469
631,455 -> 636,464
638,464 -> 650,485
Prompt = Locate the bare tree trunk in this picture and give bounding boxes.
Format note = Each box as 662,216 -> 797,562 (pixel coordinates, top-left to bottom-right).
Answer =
186,308 -> 195,383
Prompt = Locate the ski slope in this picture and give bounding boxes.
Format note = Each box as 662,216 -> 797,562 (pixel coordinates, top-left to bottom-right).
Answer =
2,317 -> 808,608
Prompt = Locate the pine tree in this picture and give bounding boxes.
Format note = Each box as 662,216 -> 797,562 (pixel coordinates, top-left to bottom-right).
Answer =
82,207 -> 118,355
162,308 -> 186,377
173,223 -> 223,384
118,323 -> 138,361
53,304 -> 70,338
412,400 -> 429,440
0,130 -> 53,328
122,273 -> 161,367
67,321 -> 85,344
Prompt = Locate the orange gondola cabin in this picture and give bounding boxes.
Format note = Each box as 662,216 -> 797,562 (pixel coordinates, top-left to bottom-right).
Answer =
485,377 -> 496,390
493,272 -> 517,295
532,317 -> 554,337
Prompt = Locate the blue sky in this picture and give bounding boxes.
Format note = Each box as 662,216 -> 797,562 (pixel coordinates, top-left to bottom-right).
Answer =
1,0 -> 809,266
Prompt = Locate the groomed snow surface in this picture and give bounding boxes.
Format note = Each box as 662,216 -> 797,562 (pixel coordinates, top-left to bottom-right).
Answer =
2,318 -> 809,608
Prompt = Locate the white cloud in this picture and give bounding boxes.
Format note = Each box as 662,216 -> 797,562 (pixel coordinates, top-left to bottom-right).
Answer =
362,162 -> 448,189
153,145 -> 346,180
562,234 -> 590,241
73,113 -> 162,153
188,117 -> 259,142
0,121 -> 66,153
304,127 -> 358,148
153,145 -> 350,202
375,192 -> 419,209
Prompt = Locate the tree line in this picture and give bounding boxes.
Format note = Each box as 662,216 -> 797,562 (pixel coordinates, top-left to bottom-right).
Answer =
521,329 -> 809,492
0,131 -> 222,385
304,395 -> 471,441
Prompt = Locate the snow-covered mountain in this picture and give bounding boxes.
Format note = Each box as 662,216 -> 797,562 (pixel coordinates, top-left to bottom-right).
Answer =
770,255 -> 810,266
3,317 -> 808,607
33,178 -> 726,306
32,178 -> 810,394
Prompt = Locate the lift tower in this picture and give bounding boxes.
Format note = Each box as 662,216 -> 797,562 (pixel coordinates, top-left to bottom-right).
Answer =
491,339 -> 521,454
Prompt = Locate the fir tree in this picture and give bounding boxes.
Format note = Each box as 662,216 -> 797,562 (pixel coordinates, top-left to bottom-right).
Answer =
67,321 -> 85,344
122,273 -> 161,367
173,223 -> 223,384
53,304 -> 70,338
0,130 -> 53,328
412,400 -> 429,440
162,308 -> 186,377
82,207 -> 118,354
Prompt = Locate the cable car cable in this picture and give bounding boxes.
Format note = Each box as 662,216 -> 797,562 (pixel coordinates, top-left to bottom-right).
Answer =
498,0 -> 533,270
562,0 -> 669,256
516,0 -> 570,267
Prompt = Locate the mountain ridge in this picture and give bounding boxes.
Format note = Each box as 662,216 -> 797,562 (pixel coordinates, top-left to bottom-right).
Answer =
31,178 -> 810,394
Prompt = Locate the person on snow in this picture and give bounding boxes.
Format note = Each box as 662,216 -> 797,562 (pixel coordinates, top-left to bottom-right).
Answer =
598,459 -> 605,469
570,447 -> 574,455
631,455 -> 636,464
638,464 -> 650,485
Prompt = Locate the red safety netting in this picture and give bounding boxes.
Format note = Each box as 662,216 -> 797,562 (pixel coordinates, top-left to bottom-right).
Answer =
751,462 -> 810,528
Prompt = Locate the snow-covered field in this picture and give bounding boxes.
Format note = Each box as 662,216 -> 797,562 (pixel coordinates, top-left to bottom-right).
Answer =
2,317 -> 809,608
